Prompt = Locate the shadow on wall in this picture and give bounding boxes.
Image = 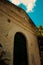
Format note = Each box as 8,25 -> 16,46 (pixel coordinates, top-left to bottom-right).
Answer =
0,44 -> 10,65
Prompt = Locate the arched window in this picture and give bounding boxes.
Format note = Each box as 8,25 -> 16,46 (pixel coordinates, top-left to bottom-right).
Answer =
14,32 -> 28,65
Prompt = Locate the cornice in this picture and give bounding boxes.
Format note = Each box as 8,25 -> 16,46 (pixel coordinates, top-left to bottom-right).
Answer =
0,0 -> 37,35
0,0 -> 37,29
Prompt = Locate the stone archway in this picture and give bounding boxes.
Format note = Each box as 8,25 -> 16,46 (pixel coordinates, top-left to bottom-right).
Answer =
14,32 -> 28,65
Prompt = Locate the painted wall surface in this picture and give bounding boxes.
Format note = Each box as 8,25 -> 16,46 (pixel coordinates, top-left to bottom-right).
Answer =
0,1 -> 41,65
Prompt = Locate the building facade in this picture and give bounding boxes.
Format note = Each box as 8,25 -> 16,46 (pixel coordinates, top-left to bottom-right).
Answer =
0,0 -> 41,65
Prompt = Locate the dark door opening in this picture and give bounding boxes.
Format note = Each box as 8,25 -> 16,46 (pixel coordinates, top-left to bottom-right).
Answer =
14,32 -> 28,65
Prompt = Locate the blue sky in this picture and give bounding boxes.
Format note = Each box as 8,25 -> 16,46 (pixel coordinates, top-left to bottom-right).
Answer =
9,0 -> 43,27
28,0 -> 43,27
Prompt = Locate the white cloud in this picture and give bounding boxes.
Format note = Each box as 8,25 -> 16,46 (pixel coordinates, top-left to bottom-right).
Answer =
11,0 -> 36,12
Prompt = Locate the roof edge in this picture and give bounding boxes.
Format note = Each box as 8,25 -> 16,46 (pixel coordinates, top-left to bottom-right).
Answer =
0,0 -> 37,30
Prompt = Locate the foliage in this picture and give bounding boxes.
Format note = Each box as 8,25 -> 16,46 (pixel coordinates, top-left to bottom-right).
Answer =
36,26 -> 43,36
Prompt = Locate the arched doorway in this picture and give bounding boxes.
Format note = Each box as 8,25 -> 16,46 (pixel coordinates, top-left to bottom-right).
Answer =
14,32 -> 28,65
